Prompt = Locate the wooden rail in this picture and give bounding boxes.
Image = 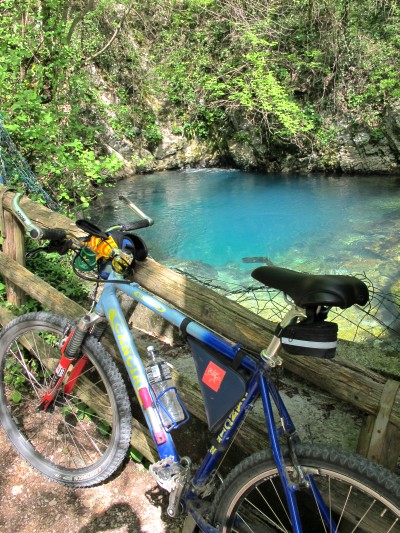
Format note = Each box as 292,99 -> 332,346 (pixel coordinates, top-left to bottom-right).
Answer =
0,187 -> 399,470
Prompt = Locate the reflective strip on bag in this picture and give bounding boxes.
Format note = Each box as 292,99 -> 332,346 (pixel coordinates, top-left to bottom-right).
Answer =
281,338 -> 337,350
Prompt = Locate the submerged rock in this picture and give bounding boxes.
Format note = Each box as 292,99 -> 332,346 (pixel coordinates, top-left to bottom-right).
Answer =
242,256 -> 274,265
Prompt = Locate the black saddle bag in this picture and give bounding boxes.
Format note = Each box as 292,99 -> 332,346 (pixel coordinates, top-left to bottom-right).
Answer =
280,320 -> 338,358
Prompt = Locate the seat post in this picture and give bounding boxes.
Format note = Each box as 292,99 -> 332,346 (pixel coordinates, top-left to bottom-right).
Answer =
260,305 -> 307,367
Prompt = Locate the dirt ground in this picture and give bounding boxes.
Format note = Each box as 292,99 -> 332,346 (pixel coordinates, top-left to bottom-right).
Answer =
0,428 -> 184,533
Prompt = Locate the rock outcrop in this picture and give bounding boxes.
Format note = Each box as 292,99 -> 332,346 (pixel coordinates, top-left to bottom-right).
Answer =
99,87 -> 400,176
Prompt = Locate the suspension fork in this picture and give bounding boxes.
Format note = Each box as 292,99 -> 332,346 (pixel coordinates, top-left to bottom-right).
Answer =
38,313 -> 102,410
62,316 -> 108,394
38,350 -> 77,410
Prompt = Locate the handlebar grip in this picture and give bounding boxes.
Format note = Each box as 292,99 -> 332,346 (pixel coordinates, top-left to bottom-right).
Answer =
30,227 -> 67,241
123,220 -> 151,231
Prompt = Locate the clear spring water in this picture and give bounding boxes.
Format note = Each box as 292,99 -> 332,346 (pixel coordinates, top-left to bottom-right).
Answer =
88,169 -> 400,287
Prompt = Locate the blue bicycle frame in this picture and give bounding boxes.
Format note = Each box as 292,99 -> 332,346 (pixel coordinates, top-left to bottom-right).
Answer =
95,271 -> 330,533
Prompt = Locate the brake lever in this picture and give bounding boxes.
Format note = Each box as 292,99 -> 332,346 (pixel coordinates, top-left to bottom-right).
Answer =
26,239 -> 74,258
26,247 -> 48,259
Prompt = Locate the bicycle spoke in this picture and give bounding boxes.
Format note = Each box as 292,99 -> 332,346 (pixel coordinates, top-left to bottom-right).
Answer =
268,479 -> 292,528
308,476 -> 330,533
351,499 -> 376,533
9,342 -> 43,396
214,446 -> 400,533
60,418 -> 98,468
0,313 -> 131,486
4,335 -> 113,469
336,483 -> 352,531
244,484 -> 290,532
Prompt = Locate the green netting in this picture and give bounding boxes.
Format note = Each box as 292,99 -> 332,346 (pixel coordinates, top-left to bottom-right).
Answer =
0,115 -> 58,211
172,265 -> 400,375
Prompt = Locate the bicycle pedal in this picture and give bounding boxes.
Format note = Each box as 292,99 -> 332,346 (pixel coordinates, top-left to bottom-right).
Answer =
149,455 -> 191,493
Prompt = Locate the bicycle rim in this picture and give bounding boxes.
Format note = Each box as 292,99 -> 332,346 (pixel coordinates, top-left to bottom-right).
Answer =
212,445 -> 400,533
0,313 -> 131,486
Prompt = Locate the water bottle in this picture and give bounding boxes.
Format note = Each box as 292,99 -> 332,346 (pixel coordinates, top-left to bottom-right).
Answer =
145,346 -> 185,428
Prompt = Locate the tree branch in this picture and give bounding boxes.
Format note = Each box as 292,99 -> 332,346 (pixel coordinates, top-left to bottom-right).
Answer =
66,0 -> 95,45
82,6 -> 133,63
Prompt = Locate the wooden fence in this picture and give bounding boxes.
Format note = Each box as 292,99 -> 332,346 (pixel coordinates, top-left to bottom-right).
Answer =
0,186 -> 399,470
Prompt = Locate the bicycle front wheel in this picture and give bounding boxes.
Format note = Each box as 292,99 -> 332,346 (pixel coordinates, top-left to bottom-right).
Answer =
212,443 -> 400,532
0,312 -> 132,487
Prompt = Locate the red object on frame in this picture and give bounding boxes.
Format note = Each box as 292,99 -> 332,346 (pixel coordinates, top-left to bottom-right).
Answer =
202,361 -> 226,392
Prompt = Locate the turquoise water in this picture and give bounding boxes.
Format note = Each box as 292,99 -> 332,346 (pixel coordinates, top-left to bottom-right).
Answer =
88,169 -> 400,285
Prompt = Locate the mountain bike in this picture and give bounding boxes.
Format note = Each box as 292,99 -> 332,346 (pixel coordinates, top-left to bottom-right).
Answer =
0,192 -> 399,532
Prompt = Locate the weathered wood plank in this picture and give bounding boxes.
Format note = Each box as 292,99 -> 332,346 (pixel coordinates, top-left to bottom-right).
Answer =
0,186 -> 399,431
357,380 -> 400,470
0,188 -> 79,236
133,258 -> 276,348
0,259 -> 270,459
0,268 -> 159,461
368,380 -> 400,458
1,209 -> 26,305
0,250 -> 84,318
281,353 -> 400,430
0,186 -> 277,346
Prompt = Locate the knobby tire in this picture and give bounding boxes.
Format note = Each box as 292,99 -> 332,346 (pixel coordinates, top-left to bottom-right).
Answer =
0,312 -> 132,487
212,443 -> 400,532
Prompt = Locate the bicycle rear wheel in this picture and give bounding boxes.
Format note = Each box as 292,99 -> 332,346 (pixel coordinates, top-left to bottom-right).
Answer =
212,443 -> 400,532
0,312 -> 132,487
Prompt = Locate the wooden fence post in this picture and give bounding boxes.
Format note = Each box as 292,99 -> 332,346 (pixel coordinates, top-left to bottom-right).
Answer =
357,379 -> 400,470
1,204 -> 26,306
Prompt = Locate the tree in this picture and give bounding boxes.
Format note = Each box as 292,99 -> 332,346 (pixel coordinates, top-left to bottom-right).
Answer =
0,0 -> 132,207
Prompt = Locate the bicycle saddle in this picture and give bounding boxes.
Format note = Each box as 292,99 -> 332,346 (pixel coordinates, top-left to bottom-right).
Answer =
251,266 -> 369,309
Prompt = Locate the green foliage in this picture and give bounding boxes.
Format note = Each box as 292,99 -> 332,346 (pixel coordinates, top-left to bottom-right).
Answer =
151,1 -> 316,148
62,398 -> 111,436
142,115 -> 163,148
11,390 -> 22,404
4,348 -> 50,397
0,243 -> 89,318
1,0 -> 400,176
0,281 -> 5,300
4,356 -> 28,397
108,104 -> 140,141
26,246 -> 90,305
146,0 -> 400,152
129,446 -> 144,463
131,154 -> 155,173
0,0 -> 125,208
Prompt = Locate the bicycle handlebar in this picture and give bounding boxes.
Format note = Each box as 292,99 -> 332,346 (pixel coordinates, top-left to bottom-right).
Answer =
12,193 -> 154,241
11,193 -> 68,241
11,193 -> 154,270
8,192 -> 155,279
30,227 -> 67,241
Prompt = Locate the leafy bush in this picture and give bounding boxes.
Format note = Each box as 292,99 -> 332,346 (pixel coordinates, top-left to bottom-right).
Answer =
0,0 -> 126,208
